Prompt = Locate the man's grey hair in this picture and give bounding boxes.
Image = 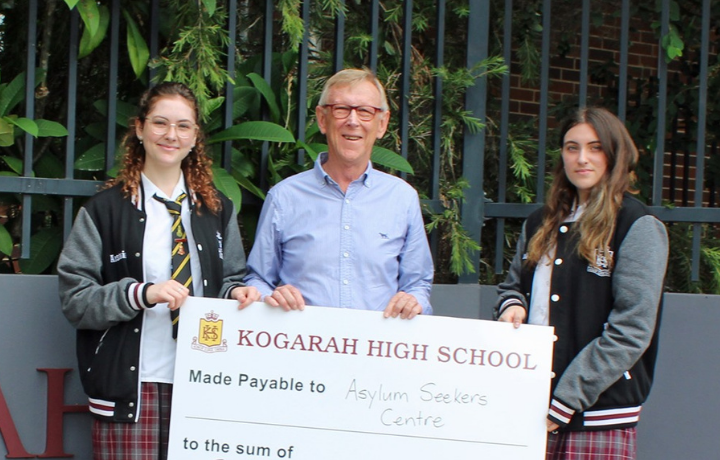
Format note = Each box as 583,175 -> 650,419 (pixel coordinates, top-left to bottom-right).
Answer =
317,68 -> 389,111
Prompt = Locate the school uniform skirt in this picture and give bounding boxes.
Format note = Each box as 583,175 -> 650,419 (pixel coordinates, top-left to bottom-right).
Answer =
92,382 -> 173,460
546,427 -> 637,460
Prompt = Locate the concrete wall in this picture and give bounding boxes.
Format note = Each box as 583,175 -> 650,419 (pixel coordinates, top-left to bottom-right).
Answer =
1,276 -> 718,458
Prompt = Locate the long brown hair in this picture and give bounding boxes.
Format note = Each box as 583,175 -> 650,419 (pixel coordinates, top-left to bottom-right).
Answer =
107,82 -> 220,213
526,107 -> 639,267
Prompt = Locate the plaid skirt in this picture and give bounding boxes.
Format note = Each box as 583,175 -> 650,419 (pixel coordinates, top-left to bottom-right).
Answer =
92,382 -> 173,460
546,427 -> 637,460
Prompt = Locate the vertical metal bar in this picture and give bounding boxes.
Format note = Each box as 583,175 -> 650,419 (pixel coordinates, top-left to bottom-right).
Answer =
617,0 -> 630,121
148,0 -> 160,83
399,0 -> 413,178
691,0 -> 711,281
21,0 -> 39,259
578,0 -> 590,107
429,0 -> 446,259
430,0 -> 445,201
536,0 -> 552,204
369,0 -> 380,73
223,0 -> 238,172
334,0 -> 346,72
105,0 -> 121,171
296,0 -> 311,165
653,0 -> 669,206
458,0 -> 490,283
63,7 -> 80,242
259,0 -> 274,191
495,0 -> 514,275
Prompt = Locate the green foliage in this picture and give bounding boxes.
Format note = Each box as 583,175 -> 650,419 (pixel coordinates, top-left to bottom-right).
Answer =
17,226 -> 62,274
0,223 -> 12,256
151,1 -> 232,115
77,1 -> 108,59
479,0 -> 720,292
0,68 -> 69,270
0,72 -> 68,147
665,223 -> 720,295
426,178 -> 481,278
2,0 -> 715,290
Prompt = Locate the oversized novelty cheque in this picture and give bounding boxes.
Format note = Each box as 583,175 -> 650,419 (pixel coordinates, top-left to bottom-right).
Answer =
168,297 -> 555,460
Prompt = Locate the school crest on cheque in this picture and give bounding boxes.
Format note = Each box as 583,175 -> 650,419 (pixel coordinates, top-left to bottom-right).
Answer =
191,310 -> 228,353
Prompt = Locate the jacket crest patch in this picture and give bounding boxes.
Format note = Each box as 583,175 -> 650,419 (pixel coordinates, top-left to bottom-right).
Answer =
587,248 -> 613,277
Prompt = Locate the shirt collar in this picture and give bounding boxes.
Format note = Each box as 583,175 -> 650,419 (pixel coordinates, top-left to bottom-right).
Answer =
313,152 -> 374,188
141,172 -> 189,202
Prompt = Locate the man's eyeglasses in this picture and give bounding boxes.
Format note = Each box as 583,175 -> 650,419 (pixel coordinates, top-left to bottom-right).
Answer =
323,104 -> 384,122
147,117 -> 198,139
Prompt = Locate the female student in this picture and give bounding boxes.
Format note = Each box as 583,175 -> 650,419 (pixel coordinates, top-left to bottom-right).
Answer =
496,107 -> 668,459
58,82 -> 259,459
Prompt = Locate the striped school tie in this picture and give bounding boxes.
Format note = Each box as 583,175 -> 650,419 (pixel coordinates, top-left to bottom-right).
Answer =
153,193 -> 193,339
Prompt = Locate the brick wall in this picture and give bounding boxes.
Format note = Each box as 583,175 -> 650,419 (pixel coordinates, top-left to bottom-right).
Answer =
503,8 -> 717,207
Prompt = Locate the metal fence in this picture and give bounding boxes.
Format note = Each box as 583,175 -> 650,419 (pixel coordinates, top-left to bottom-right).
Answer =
0,0 -> 718,284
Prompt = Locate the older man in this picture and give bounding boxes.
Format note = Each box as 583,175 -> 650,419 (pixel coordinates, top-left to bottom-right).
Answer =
245,68 -> 433,319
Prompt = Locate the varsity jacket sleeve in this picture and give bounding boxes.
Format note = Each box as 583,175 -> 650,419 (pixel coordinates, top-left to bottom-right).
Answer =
57,207 -> 148,330
549,215 -> 668,425
495,221 -> 530,319
218,204 -> 250,299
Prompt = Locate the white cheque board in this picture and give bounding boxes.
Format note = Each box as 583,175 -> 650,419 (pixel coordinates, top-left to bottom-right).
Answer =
168,297 -> 554,460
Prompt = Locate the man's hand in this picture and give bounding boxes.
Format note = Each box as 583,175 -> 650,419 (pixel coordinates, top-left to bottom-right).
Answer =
230,286 -> 261,309
264,284 -> 306,311
383,292 -> 422,320
498,305 -> 526,328
146,280 -> 190,311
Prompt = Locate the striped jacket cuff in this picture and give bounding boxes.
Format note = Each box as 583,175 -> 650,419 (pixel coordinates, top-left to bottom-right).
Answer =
498,298 -> 525,317
223,283 -> 243,299
128,282 -> 155,310
88,397 -> 115,418
583,406 -> 642,428
548,398 -> 575,426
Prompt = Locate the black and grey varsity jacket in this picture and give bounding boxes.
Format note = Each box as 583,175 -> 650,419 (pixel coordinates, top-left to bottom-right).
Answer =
496,194 -> 668,431
58,182 -> 248,423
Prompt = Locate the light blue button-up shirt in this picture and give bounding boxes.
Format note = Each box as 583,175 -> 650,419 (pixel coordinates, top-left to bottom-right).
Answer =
245,153 -> 434,314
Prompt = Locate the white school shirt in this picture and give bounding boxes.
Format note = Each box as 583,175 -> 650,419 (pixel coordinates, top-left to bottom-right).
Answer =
139,173 -> 204,383
528,204 -> 585,326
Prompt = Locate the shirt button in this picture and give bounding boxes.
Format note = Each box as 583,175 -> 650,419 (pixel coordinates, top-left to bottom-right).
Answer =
135,252 -> 141,257
128,414 -> 133,419
559,226 -> 568,233
554,258 -> 563,265
551,294 -> 560,302
345,199 -> 350,204
343,252 -> 349,258
134,328 -> 140,333
139,218 -> 145,222
197,244 -> 203,251
129,402 -> 135,407
130,366 -> 136,371
344,225 -> 350,230
343,279 -> 349,285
